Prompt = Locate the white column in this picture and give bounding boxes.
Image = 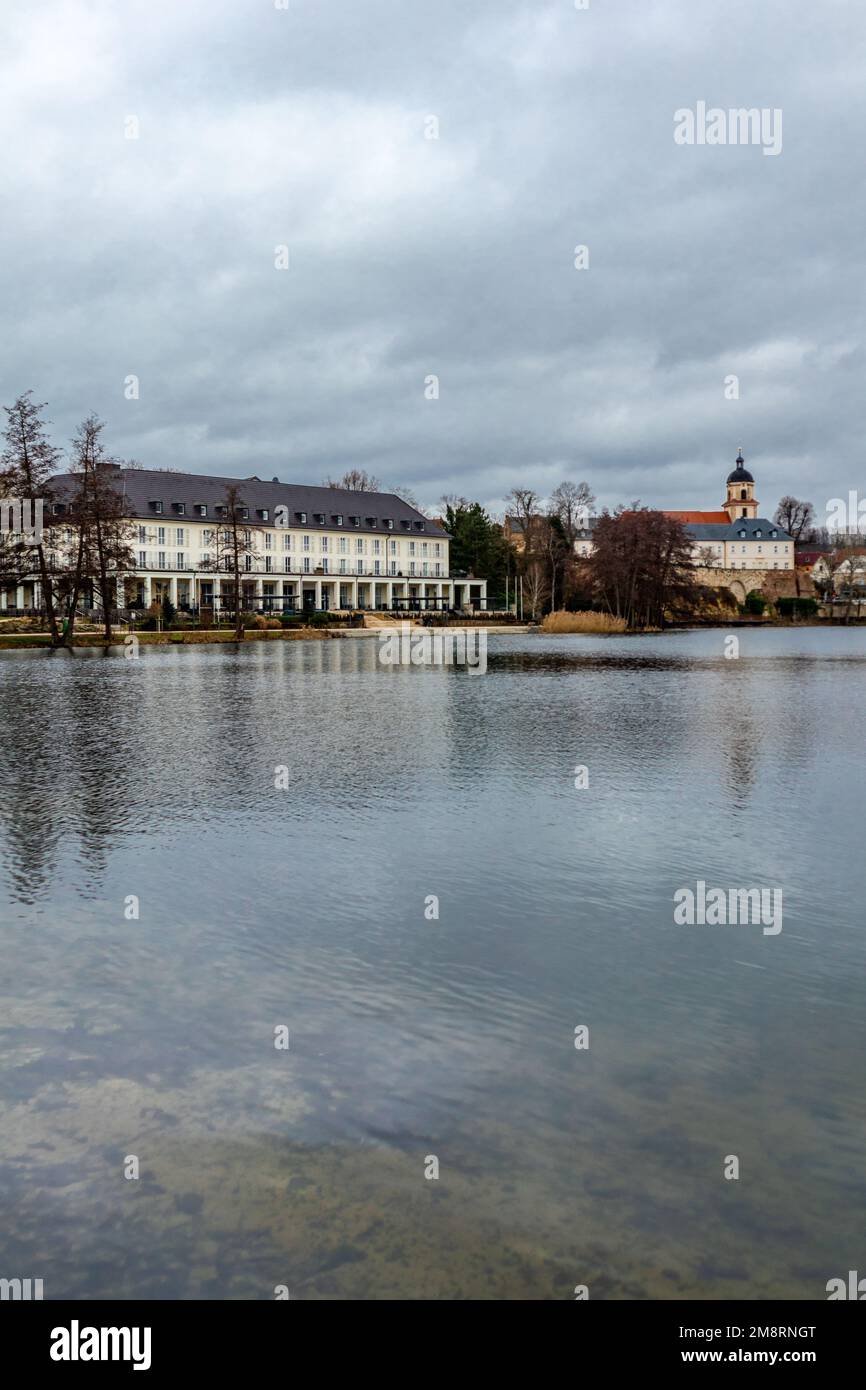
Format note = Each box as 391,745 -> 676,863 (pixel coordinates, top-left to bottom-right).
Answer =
314,579 -> 322,610
143,576 -> 152,608
16,585 -> 25,610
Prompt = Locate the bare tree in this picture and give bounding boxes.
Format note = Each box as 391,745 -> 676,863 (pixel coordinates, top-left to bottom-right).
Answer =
774,496 -> 815,595
68,417 -> 135,640
504,488 -> 542,552
1,392 -> 62,643
522,557 -> 548,621
324,469 -> 381,492
200,483 -> 258,639
390,483 -> 423,511
549,480 -> 595,544
588,507 -> 699,629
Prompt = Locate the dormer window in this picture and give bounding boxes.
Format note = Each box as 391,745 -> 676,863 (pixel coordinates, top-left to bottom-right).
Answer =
215,505 -> 227,517
754,529 -> 762,538
413,520 -> 424,531
315,513 -> 325,524
236,506 -> 249,520
351,515 -> 360,527
770,529 -> 777,539
52,502 -> 66,515
739,529 -> 747,539
384,518 -> 393,529
367,517 -> 376,527
195,504 -> 207,517
258,508 -> 270,521
151,499 -> 163,514
296,511 -> 307,524
173,501 -> 185,514
333,514 -> 343,526
401,519 -> 411,530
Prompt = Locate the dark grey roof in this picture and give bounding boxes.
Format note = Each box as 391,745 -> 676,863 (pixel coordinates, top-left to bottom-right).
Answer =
688,517 -> 792,542
48,468 -> 447,538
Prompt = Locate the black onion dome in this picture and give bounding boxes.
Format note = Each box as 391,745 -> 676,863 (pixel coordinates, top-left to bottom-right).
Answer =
726,450 -> 754,485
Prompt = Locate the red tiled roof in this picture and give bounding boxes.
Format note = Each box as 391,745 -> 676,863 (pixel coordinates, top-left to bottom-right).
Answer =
664,510 -> 731,524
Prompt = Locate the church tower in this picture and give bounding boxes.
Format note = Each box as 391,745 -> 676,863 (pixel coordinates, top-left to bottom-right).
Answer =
723,449 -> 759,522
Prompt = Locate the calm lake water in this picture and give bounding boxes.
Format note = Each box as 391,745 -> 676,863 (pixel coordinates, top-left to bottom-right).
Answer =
1,627 -> 864,1300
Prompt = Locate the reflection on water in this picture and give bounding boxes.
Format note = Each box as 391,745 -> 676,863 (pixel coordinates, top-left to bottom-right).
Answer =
1,628 -> 865,1298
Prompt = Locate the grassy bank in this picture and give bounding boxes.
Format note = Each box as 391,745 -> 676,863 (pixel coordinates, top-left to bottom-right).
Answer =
0,627 -> 335,650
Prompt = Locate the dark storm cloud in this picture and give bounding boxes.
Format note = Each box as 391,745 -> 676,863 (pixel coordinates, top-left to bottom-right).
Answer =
1,0 -> 863,520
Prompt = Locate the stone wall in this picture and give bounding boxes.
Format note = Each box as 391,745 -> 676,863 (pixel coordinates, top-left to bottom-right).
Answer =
692,567 -> 801,604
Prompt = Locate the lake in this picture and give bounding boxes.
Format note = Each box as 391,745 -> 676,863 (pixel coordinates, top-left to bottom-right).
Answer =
1,627 -> 864,1299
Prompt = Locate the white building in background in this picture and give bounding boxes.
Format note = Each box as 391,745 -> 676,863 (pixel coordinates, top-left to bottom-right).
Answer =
553,452 -> 794,572
2,469 -> 488,615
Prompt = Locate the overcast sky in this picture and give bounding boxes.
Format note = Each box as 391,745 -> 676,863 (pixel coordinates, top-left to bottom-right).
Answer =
1,0 -> 864,519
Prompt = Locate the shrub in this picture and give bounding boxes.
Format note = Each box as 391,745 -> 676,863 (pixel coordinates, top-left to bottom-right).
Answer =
776,596 -> 819,618
161,594 -> 177,626
541,610 -> 628,634
744,590 -> 766,615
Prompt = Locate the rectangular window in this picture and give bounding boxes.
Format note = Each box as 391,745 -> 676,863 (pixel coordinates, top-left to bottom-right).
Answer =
356,559 -> 363,574
389,540 -> 396,554
177,553 -> 185,570
244,555 -> 252,571
321,537 -> 328,552
284,557 -> 292,572
409,542 -> 416,556
176,528 -> 184,544
373,539 -> 380,554
390,560 -> 396,576
158,551 -> 166,568
265,532 -> 273,550
138,526 -> 147,544
374,560 -> 380,575
303,556 -> 311,573
339,559 -> 347,574
321,559 -> 329,573
356,538 -> 364,553
158,527 -> 165,544
138,550 -> 146,567
303,535 -> 310,551
283,533 -> 291,550
339,537 -> 347,553
265,556 -> 272,573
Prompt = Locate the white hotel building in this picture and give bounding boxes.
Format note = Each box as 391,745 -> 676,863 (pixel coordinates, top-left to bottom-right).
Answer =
10,469 -> 488,616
